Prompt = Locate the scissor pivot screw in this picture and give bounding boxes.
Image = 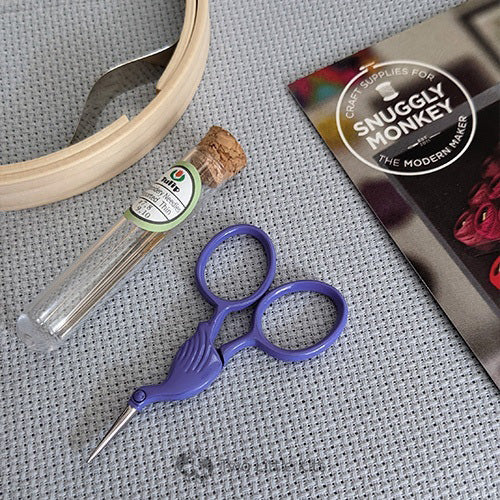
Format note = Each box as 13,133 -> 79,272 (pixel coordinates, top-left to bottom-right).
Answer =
132,390 -> 146,403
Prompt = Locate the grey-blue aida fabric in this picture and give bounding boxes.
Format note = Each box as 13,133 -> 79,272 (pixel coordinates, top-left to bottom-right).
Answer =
1,0 -> 498,498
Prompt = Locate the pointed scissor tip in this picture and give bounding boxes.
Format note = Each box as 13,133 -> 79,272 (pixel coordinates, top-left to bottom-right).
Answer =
86,405 -> 137,464
87,443 -> 105,463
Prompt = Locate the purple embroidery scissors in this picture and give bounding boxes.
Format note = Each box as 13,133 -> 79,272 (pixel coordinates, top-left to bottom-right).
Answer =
88,224 -> 348,462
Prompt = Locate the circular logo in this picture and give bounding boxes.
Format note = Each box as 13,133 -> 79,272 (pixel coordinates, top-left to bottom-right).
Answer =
335,60 -> 476,175
170,168 -> 186,182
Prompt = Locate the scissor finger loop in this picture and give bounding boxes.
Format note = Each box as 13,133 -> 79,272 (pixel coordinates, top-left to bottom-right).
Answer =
219,280 -> 348,363
195,224 -> 277,326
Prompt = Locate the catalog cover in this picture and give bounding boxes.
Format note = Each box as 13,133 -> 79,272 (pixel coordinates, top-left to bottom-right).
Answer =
289,0 -> 500,386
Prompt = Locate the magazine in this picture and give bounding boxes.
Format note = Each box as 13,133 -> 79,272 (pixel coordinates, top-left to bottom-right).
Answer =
289,0 -> 500,386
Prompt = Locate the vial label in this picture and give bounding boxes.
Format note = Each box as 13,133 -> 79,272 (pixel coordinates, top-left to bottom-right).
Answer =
124,161 -> 202,232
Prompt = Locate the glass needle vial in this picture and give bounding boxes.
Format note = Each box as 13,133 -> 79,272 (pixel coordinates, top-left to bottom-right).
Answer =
17,126 -> 247,352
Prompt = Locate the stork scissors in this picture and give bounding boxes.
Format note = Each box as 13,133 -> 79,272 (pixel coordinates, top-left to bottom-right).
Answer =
88,224 -> 348,462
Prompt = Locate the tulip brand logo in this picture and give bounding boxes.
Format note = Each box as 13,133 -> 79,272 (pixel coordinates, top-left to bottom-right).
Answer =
335,60 -> 476,175
170,168 -> 186,182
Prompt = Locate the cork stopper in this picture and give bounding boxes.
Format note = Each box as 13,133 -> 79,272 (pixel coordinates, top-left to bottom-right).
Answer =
196,126 -> 247,186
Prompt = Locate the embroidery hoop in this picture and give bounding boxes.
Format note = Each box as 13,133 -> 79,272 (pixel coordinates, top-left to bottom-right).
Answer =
0,0 -> 210,211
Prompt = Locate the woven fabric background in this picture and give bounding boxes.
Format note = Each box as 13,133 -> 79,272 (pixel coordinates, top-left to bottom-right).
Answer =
1,0 -> 498,498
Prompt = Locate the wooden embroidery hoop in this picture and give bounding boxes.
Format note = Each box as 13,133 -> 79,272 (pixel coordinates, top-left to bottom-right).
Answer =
0,0 -> 210,211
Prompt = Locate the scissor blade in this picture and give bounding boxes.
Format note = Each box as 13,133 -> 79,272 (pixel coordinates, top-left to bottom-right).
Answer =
87,405 -> 137,463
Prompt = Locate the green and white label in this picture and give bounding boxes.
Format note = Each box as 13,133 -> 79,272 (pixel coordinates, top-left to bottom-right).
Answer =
125,161 -> 202,232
